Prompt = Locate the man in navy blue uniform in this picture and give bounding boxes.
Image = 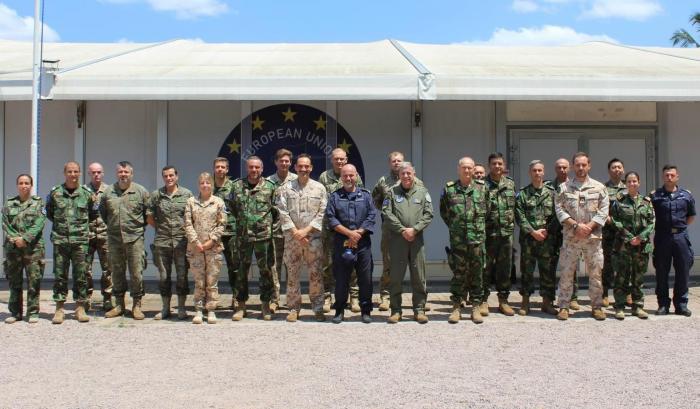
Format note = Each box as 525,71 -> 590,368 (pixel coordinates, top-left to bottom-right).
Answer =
325,163 -> 377,324
650,164 -> 695,316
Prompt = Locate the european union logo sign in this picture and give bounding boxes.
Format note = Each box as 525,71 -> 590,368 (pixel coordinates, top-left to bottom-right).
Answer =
217,103 -> 365,180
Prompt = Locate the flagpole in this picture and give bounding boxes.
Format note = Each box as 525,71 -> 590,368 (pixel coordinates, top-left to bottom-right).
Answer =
30,0 -> 43,195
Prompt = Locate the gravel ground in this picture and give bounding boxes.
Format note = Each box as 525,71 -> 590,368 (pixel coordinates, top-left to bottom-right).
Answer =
1,286 -> 699,409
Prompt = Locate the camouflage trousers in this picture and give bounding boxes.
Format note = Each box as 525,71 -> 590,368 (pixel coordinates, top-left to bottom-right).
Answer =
484,235 -> 513,300
557,239 -> 604,309
389,235 -> 427,314
221,235 -> 240,302
283,234 -> 324,312
519,235 -> 557,300
551,242 -> 579,300
86,237 -> 112,297
273,236 -> 285,304
602,237 -> 615,296
109,237 -> 145,299
379,227 -> 391,298
4,245 -> 45,318
152,243 -> 190,297
613,245 -> 648,309
53,242 -> 89,303
448,242 -> 484,305
238,239 -> 276,303
188,248 -> 222,311
322,229 -> 358,300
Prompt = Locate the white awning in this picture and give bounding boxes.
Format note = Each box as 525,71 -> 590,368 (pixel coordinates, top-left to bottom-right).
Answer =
0,39 -> 699,101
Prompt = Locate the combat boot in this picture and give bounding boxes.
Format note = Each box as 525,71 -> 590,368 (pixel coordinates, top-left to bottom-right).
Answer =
378,295 -> 390,311
592,308 -> 606,321
479,302 -> 490,316
28,315 -> 39,324
632,306 -> 649,319
52,302 -> 65,325
102,294 -> 113,311
177,295 -> 187,320
192,306 -> 203,324
286,310 -> 298,322
5,316 -> 19,324
601,296 -> 610,308
414,312 -> 428,324
448,304 -> 462,324
105,296 -> 125,318
569,299 -> 581,311
232,301 -> 246,321
269,301 -> 279,314
541,297 -> 558,315
261,302 -> 273,321
154,296 -> 171,320
132,298 -> 145,320
471,306 -> 483,324
518,295 -> 530,316
323,294 -> 331,313
75,302 -> 90,323
614,308 -> 625,320
557,308 -> 569,321
207,310 -> 217,324
350,297 -> 361,313
387,312 -> 401,324
498,297 -> 515,316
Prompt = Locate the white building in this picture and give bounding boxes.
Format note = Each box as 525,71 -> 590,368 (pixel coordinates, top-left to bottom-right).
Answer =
1,39 -> 699,278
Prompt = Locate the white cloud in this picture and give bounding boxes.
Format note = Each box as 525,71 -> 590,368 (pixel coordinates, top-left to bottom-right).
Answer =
102,0 -> 229,19
581,0 -> 662,21
463,25 -> 617,46
512,0 -> 539,13
0,3 -> 60,41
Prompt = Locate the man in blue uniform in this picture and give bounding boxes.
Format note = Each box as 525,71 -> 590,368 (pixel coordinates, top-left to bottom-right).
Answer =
650,164 -> 695,316
325,163 -> 377,324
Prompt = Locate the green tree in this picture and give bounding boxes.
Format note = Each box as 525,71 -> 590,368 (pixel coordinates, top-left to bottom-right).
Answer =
671,12 -> 700,47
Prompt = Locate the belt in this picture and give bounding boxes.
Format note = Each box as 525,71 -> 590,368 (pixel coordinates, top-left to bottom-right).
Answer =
671,228 -> 686,234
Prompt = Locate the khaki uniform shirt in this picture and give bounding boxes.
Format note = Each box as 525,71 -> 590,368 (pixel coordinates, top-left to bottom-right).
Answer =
100,182 -> 150,244
276,178 -> 327,238
268,171 -> 298,239
555,176 -> 609,242
184,195 -> 226,253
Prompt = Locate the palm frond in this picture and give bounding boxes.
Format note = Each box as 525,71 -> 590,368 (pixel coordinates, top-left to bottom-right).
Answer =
670,29 -> 699,48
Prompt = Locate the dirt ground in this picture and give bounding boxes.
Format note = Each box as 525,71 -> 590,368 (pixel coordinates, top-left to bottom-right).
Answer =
1,284 -> 699,409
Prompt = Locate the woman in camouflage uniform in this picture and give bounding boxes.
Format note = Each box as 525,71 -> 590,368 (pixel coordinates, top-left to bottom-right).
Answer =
610,171 -> 655,320
184,172 -> 226,324
2,174 -> 46,323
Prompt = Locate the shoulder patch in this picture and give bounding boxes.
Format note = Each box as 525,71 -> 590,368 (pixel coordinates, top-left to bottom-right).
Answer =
446,181 -> 455,187
643,196 -> 651,203
425,192 -> 432,203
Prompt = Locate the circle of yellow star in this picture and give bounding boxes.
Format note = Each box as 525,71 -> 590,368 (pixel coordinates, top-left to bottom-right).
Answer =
338,139 -> 353,153
227,138 -> 241,154
313,115 -> 327,130
252,115 -> 265,131
281,107 -> 297,122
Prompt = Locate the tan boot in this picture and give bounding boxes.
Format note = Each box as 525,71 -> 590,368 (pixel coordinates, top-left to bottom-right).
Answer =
471,306 -> 483,324
448,304 -> 462,324
378,295 -> 390,311
154,296 -> 171,320
52,301 -> 65,325
207,310 -> 217,324
498,298 -> 515,316
75,302 -> 90,323
592,308 -> 606,320
601,296 -> 610,308
557,308 -> 569,321
132,298 -> 145,320
387,312 -> 401,324
232,301 -> 246,321
177,295 -> 187,320
632,306 -> 649,319
322,294 -> 331,313
269,301 -> 279,314
541,297 -> 558,315
105,296 -> 125,318
479,302 -> 490,316
614,308 -> 625,320
286,310 -> 298,322
414,312 -> 428,324
192,307 -> 203,324
569,299 -> 581,311
261,302 -> 273,321
350,297 -> 361,313
518,295 -> 530,316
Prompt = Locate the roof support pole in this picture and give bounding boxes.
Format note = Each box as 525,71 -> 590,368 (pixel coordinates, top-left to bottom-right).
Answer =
325,101 -> 337,170
0,101 -> 5,265
74,101 -> 86,180
240,101 -> 252,176
411,100 -> 423,177
30,0 -> 43,195
155,101 -> 168,184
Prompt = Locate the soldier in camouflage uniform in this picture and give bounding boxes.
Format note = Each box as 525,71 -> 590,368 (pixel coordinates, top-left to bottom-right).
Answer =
319,147 -> 363,313
372,151 -> 424,311
100,161 -> 150,320
147,166 -> 193,320
383,162 -> 433,324
473,164 -> 486,181
84,162 -> 113,311
440,157 -> 489,324
213,157 -> 241,316
2,174 -> 46,323
610,171 -> 654,320
45,162 -> 95,324
483,152 -> 516,316
276,154 -> 327,322
267,148 -> 297,311
555,152 -> 609,321
515,160 -> 559,316
603,158 -> 626,307
231,156 -> 279,321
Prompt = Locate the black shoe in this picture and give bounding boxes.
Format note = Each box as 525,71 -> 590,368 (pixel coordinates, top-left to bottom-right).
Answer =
332,311 -> 344,324
656,306 -> 669,315
361,313 -> 372,324
675,307 -> 692,317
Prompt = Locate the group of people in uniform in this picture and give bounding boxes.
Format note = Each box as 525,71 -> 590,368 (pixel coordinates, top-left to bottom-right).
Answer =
2,147 -> 695,325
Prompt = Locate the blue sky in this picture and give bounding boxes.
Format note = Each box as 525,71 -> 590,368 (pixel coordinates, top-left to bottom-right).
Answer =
0,0 -> 697,46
